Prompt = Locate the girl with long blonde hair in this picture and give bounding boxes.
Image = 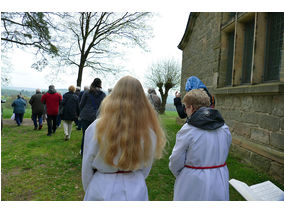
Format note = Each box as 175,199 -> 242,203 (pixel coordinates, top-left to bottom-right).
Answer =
82,76 -> 166,201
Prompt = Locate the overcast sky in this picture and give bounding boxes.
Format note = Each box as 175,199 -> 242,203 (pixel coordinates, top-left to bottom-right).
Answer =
1,0 -> 276,94
3,12 -> 189,92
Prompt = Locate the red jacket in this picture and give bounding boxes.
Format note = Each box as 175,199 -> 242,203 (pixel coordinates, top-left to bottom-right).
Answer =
41,92 -> 62,115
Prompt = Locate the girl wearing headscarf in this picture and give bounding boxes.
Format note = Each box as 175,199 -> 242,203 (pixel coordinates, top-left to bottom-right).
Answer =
174,76 -> 215,119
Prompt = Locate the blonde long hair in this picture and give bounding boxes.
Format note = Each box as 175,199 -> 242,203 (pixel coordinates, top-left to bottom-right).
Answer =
96,76 -> 166,170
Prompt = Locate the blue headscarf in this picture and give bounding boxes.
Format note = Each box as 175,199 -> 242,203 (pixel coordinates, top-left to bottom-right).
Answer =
185,76 -> 207,92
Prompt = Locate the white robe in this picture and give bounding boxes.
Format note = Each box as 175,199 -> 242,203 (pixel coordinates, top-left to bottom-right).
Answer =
169,123 -> 232,201
82,119 -> 157,201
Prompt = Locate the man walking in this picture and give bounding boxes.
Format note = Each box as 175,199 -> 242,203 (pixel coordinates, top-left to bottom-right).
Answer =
29,88 -> 44,130
147,88 -> 161,113
11,94 -> 26,126
41,85 -> 62,136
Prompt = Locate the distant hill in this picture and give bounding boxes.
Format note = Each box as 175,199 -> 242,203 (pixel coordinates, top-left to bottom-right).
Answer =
1,87 -> 68,98
2,86 -> 176,104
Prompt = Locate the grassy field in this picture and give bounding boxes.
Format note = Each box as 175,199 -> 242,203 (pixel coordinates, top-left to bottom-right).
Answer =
1,111 -> 283,201
2,108 -> 32,119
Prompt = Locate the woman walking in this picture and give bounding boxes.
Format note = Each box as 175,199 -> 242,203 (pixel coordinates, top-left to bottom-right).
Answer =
61,85 -> 80,141
82,76 -> 166,201
79,78 -> 106,156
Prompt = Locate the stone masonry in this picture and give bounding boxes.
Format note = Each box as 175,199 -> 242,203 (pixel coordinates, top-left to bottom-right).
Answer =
178,12 -> 284,184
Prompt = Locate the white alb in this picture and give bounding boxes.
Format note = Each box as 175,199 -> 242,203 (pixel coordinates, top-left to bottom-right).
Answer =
82,119 -> 157,201
169,123 -> 232,201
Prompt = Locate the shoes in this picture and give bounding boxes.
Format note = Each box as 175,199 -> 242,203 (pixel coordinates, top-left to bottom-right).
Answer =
64,135 -> 69,141
52,129 -> 56,134
47,133 -> 52,136
34,127 -> 38,130
38,124 -> 43,130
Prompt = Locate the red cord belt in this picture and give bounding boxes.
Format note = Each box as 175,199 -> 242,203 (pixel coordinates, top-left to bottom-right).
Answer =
185,162 -> 226,169
94,169 -> 132,174
115,171 -> 132,173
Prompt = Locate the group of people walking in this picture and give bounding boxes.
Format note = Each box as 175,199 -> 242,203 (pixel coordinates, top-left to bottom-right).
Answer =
81,75 -> 232,201
11,78 -> 106,155
11,75 -> 232,201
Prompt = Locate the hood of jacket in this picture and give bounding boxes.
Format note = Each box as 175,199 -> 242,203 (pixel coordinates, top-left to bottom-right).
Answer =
187,107 -> 224,130
47,88 -> 57,94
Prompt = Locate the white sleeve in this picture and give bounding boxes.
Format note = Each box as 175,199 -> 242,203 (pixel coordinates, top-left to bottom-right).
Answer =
169,128 -> 190,177
139,166 -> 152,178
81,121 -> 98,192
140,129 -> 156,178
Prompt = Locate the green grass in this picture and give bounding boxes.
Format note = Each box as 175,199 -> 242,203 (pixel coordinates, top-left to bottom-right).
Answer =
1,123 -> 84,201
2,108 -> 32,119
1,111 -> 283,201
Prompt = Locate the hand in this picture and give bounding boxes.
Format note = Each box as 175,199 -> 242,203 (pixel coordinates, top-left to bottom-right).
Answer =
175,91 -> 181,98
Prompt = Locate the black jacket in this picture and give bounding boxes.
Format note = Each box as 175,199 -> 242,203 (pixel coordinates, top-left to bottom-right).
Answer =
187,107 -> 224,130
174,97 -> 187,119
79,87 -> 106,122
61,91 -> 80,121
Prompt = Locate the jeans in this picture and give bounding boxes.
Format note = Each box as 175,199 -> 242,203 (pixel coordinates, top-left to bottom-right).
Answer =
32,113 -> 43,128
56,114 -> 61,127
81,119 -> 93,156
15,113 -> 24,126
47,115 -> 57,134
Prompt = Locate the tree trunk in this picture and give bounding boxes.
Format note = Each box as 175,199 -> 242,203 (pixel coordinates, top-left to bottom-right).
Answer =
160,85 -> 172,114
76,53 -> 87,88
157,85 -> 171,114
160,95 -> 167,114
157,86 -> 165,114
76,64 -> 84,88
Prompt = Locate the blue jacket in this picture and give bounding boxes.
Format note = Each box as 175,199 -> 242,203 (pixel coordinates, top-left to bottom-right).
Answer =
79,88 -> 106,122
12,98 -> 27,114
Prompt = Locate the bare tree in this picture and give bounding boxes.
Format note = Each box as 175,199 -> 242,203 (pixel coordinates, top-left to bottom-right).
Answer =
57,12 -> 153,87
146,58 -> 181,114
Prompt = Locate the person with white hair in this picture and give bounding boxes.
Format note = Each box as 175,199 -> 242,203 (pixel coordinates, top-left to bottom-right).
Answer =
147,88 -> 161,113
29,88 -> 44,130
